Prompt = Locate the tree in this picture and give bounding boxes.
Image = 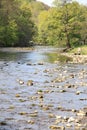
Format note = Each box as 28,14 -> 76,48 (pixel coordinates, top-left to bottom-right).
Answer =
79,6 -> 87,45
0,0 -> 36,47
53,0 -> 73,48
37,10 -> 49,44
52,0 -> 87,47
0,0 -> 19,46
15,1 -> 36,46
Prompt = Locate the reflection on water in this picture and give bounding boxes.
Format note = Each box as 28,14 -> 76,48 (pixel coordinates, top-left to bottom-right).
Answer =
0,51 -> 47,63
0,47 -> 49,63
0,47 -> 72,64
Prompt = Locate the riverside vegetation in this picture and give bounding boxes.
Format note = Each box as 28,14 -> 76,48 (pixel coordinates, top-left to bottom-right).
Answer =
0,0 -> 87,48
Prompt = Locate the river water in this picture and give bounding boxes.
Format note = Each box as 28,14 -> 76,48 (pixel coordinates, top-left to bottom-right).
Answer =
0,46 -> 87,130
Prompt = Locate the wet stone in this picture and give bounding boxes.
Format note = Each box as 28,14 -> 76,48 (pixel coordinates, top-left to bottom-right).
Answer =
27,80 -> 33,86
63,116 -> 69,121
43,106 -> 50,111
38,62 -> 44,65
17,79 -> 24,85
72,109 -> 77,112
68,117 -> 75,123
66,123 -> 72,127
19,99 -> 27,102
29,113 -> 38,117
60,89 -> 66,93
57,106 -> 62,110
19,112 -> 27,115
43,69 -> 49,73
26,62 -> 32,66
8,105 -> 15,109
39,95 -> 44,99
49,125 -> 65,130
77,110 -> 87,116
0,121 -> 7,125
76,91 -> 81,95
15,94 -> 21,98
48,114 -> 55,118
56,115 -> 62,120
17,62 -> 21,64
27,120 -> 35,124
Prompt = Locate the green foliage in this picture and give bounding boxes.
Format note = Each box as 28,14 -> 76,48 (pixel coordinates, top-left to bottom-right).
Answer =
28,0 -> 49,24
15,1 -> 36,46
0,0 -> 87,47
4,20 -> 18,46
38,0 -> 87,48
37,1 -> 87,47
0,0 -> 36,47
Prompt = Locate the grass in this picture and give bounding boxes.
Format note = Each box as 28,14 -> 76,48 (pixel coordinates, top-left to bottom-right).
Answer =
69,45 -> 87,55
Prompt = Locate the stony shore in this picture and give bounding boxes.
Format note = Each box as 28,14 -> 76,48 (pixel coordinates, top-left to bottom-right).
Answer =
62,53 -> 87,64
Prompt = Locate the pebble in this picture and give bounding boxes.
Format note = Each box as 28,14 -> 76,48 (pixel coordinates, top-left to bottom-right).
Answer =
37,90 -> 43,94
19,99 -> 26,102
66,123 -> 72,127
49,125 -> 65,130
38,62 -> 44,65
56,115 -> 62,119
72,109 -> 77,112
15,94 -> 20,97
18,80 -> 24,85
43,106 -> 50,111
77,123 -> 83,127
57,106 -> 62,110
48,114 -> 55,118
39,95 -> 43,99
19,112 -> 27,115
76,91 -> 81,95
9,105 -> 15,109
0,121 -> 7,125
27,80 -> 33,86
43,69 -> 49,73
68,117 -> 75,123
60,89 -> 66,93
30,113 -> 38,117
26,62 -> 32,66
63,116 -> 69,121
27,120 -> 35,124
77,110 -> 86,116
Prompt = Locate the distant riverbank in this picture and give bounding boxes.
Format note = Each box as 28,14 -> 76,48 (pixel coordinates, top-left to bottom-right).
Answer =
61,53 -> 87,64
60,46 -> 87,64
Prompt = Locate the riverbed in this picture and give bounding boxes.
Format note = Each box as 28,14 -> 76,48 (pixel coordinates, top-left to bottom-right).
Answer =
0,46 -> 87,130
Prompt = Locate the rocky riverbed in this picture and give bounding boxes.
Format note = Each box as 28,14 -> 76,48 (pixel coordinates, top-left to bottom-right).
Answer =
0,46 -> 87,130
61,53 -> 87,64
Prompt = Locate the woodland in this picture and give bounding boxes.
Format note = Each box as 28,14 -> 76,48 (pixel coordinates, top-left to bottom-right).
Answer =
0,0 -> 87,48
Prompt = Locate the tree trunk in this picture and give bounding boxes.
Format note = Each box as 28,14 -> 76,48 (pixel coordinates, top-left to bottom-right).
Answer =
66,33 -> 71,48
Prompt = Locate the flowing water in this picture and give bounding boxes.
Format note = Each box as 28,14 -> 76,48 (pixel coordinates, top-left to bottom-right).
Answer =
0,46 -> 87,130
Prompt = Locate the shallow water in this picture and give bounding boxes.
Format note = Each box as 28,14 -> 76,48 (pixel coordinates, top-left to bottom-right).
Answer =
0,46 -> 87,130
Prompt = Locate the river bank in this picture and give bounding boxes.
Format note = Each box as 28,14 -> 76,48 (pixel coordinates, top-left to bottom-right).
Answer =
61,53 -> 87,64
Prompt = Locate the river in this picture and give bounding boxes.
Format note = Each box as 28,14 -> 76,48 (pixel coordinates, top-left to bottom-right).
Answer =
0,46 -> 87,130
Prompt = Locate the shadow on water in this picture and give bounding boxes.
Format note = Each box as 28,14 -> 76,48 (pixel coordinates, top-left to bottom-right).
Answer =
0,51 -> 31,62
